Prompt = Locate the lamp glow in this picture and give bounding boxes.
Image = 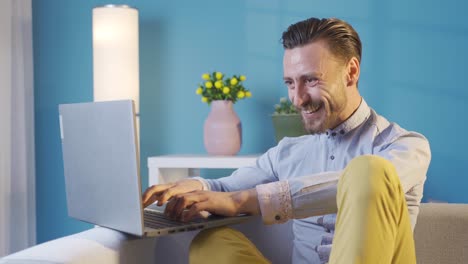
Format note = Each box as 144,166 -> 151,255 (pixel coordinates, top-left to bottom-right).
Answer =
92,5 -> 139,113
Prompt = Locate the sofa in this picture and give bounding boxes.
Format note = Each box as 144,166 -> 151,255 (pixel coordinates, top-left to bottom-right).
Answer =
1,203 -> 468,264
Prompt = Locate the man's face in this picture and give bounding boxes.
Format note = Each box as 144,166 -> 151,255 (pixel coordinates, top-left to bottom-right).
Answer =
283,40 -> 349,134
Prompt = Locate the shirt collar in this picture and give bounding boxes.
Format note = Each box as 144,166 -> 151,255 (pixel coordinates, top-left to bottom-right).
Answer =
325,98 -> 370,138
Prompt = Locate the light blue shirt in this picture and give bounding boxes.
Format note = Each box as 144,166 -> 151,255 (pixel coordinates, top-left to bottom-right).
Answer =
200,99 -> 431,263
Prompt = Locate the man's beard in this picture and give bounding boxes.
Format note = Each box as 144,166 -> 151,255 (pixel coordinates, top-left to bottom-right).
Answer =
298,89 -> 347,134
300,107 -> 342,134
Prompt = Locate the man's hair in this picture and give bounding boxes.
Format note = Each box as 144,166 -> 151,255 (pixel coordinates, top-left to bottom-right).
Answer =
281,17 -> 362,64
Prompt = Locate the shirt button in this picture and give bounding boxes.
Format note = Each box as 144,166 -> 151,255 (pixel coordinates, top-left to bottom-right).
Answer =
340,130 -> 345,135
275,215 -> 281,221
330,155 -> 335,160
326,131 -> 329,135
331,132 -> 336,136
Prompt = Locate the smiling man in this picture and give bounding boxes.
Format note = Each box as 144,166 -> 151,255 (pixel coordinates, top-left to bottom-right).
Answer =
143,17 -> 431,264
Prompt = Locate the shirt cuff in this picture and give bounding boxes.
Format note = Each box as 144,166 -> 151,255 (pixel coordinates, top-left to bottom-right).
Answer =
256,181 -> 293,224
191,177 -> 211,191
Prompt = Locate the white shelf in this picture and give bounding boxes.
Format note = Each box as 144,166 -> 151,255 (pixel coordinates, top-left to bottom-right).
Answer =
147,154 -> 260,186
147,154 -> 259,169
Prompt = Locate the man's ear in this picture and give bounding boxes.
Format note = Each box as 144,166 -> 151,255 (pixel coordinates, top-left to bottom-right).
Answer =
346,57 -> 360,87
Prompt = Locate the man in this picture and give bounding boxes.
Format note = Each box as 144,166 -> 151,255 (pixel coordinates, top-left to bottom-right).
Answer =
143,17 -> 430,264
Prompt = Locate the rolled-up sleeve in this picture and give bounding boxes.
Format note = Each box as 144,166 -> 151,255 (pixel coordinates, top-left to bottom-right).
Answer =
256,171 -> 341,224
256,181 -> 292,224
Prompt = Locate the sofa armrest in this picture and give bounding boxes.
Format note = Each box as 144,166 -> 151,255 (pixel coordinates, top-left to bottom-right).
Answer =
8,203 -> 466,264
0,218 -> 297,264
415,203 -> 468,264
0,227 -> 157,264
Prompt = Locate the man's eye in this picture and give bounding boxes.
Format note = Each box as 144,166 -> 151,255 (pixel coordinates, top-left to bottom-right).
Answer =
284,81 -> 294,88
306,78 -> 318,84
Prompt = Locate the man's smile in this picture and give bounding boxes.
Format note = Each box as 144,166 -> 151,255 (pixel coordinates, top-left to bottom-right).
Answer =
301,101 -> 324,115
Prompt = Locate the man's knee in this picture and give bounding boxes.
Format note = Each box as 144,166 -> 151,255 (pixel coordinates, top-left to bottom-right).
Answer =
348,154 -> 393,171
340,155 -> 401,198
345,155 -> 397,181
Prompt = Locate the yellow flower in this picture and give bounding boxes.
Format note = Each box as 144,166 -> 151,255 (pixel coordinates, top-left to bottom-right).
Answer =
230,78 -> 238,85
197,72 -> 250,104
215,80 -> 223,89
202,73 -> 210,80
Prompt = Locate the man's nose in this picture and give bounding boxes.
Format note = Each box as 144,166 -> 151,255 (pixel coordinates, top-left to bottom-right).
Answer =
293,85 -> 309,107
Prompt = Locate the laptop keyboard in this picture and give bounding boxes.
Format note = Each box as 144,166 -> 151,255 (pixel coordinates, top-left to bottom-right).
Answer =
144,209 -> 197,229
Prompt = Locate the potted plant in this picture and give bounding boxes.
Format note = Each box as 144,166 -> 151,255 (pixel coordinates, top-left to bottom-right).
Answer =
271,97 -> 308,142
195,72 -> 251,155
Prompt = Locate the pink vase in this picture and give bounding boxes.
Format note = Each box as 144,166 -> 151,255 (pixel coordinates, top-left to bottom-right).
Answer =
204,100 -> 242,155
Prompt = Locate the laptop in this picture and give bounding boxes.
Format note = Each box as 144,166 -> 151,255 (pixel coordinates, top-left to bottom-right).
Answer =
58,100 -> 252,237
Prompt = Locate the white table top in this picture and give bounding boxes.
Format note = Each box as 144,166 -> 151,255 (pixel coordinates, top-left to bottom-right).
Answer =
147,154 -> 260,169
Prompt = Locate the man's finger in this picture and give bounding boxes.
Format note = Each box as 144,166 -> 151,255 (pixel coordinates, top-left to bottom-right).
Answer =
164,197 -> 177,217
158,188 -> 177,206
169,195 -> 184,219
142,183 -> 172,204
184,201 -> 211,222
164,193 -> 196,220
143,193 -> 156,208
164,194 -> 190,218
172,193 -> 204,220
143,191 -> 166,208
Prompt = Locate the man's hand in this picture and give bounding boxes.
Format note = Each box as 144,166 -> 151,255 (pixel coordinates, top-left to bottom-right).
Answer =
164,189 -> 260,222
142,179 -> 203,208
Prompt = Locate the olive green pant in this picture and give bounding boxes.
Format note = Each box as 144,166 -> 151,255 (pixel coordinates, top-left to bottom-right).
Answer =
189,155 -> 416,264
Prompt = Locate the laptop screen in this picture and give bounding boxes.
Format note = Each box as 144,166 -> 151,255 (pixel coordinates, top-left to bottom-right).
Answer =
59,100 -> 144,236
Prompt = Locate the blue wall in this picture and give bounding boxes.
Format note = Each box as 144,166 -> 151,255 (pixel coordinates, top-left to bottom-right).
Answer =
33,0 -> 468,243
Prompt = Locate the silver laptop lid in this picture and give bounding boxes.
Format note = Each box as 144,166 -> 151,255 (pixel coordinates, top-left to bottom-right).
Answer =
59,100 -> 144,236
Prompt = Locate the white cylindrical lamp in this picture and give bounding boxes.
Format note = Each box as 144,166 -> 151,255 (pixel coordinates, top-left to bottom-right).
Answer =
92,5 -> 139,113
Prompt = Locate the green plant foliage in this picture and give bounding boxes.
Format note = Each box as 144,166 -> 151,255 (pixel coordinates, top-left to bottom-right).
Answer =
273,97 -> 299,115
